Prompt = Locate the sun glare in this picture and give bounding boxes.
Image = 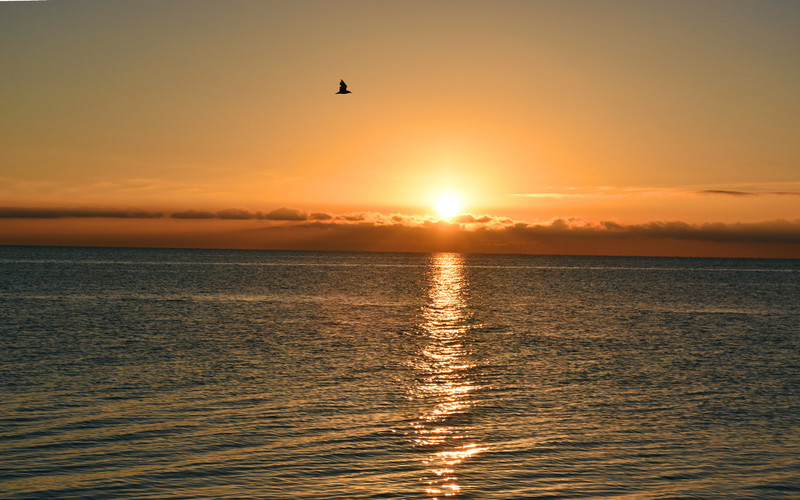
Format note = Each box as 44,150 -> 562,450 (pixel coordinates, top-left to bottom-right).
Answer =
435,194 -> 462,219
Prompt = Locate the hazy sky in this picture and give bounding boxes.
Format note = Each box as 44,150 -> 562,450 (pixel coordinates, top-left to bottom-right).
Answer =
2,0 -> 799,256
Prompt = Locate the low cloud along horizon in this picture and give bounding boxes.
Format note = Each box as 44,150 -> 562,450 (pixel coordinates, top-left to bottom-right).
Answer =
2,205 -> 800,258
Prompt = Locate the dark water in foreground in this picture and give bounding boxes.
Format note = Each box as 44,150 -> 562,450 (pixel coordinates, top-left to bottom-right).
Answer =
1,246 -> 799,499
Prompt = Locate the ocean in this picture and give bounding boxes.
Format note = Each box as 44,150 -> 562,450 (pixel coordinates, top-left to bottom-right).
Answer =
1,246 -> 799,499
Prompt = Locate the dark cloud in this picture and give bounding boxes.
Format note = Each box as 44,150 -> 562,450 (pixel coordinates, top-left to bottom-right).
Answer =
501,218 -> 800,245
239,217 -> 800,257
4,204 -> 800,257
700,190 -> 757,196
172,207 -> 310,220
700,189 -> 800,197
216,208 -> 259,220
263,207 -> 307,221
0,207 -> 163,218
337,213 -> 366,221
309,212 -> 333,221
171,210 -> 216,219
172,209 -> 264,219
453,214 -> 493,224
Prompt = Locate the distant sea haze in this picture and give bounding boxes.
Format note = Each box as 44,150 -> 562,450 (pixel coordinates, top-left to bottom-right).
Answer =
1,246 -> 799,498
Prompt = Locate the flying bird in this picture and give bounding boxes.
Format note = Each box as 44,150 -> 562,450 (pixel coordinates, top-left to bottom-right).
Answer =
336,79 -> 351,94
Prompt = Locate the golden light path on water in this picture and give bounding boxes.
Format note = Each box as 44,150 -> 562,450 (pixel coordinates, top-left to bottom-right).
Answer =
411,253 -> 487,499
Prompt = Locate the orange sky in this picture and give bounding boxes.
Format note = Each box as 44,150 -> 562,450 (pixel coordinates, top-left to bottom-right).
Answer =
2,1 -> 799,257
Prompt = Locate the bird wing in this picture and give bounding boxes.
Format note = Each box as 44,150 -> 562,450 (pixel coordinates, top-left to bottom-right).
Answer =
339,80 -> 348,92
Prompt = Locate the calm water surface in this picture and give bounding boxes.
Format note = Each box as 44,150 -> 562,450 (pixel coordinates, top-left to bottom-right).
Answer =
1,246 -> 799,498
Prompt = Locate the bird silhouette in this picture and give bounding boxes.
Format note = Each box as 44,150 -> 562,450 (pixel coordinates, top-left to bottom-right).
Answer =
336,79 -> 351,94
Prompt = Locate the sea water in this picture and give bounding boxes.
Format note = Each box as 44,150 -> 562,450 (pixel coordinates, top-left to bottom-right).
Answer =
1,246 -> 799,498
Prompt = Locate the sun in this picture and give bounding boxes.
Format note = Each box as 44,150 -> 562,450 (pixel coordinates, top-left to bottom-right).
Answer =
435,194 -> 462,219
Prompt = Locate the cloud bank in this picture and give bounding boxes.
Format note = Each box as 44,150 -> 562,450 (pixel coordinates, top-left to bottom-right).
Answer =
170,207 -> 308,220
699,190 -> 800,197
271,215 -> 800,245
0,207 -> 163,218
513,186 -> 800,199
3,205 -> 800,257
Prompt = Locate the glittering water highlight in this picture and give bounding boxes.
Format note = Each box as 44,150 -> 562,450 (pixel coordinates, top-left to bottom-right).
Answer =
1,246 -> 799,498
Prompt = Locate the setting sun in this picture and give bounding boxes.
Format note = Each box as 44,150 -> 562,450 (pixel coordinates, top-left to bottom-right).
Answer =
435,194 -> 462,219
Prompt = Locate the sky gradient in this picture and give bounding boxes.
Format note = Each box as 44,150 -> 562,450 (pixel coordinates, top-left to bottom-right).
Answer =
2,0 -> 799,257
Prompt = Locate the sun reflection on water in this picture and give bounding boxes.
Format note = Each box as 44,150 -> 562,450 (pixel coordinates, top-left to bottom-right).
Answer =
411,253 -> 486,498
